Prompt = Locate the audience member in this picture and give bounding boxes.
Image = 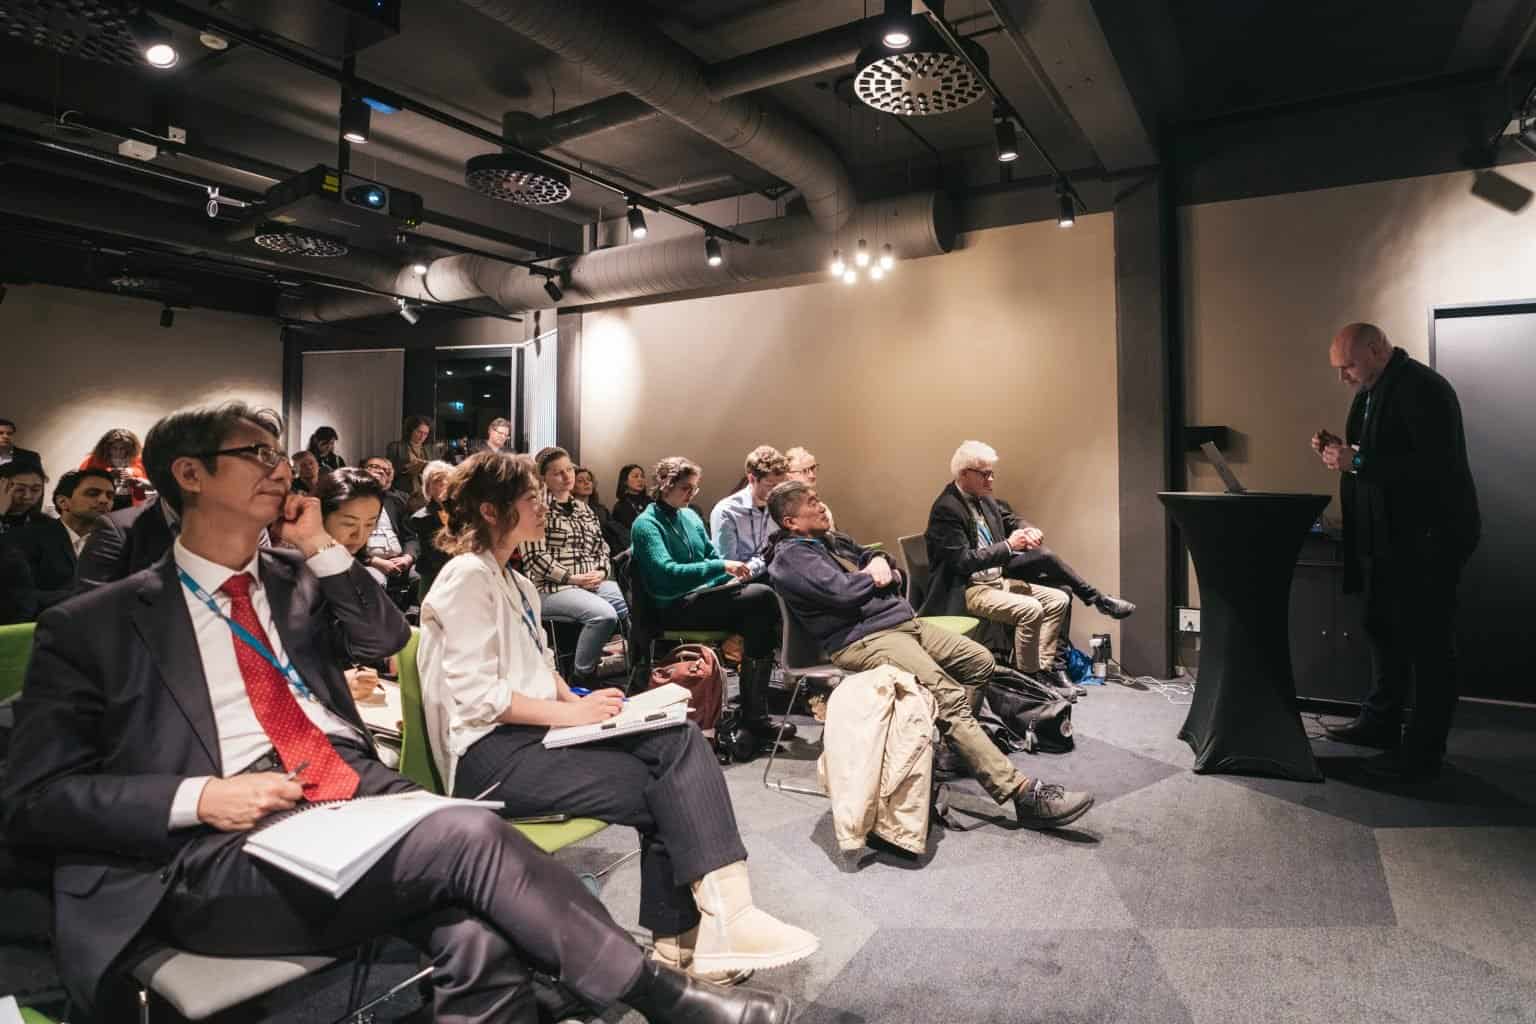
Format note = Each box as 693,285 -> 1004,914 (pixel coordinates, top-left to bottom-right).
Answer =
765,481 -> 1095,830
995,496 -> 1135,622
385,415 -> 435,500
312,468 -> 392,702
72,495 -> 178,592
612,462 -> 652,528
420,451 -> 817,983
290,450 -> 321,494
709,446 -> 790,578
0,417 -> 42,469
785,446 -> 835,528
406,459 -> 454,594
360,457 -> 419,611
0,469 -> 114,621
469,416 -> 513,457
79,427 -> 150,509
0,461 -> 49,536
306,425 -> 345,471
1,401 -> 787,1024
630,457 -> 785,742
522,447 -> 629,687
923,441 -> 1072,687
575,465 -> 631,553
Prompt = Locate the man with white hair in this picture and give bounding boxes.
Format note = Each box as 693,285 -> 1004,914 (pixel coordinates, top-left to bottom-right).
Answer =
923,441 -> 1108,688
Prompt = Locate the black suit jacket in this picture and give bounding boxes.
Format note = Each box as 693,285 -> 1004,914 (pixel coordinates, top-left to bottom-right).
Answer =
73,498 -> 177,594
920,482 -> 1035,616
1,518 -> 77,620
0,546 -> 410,1013
1341,348 -> 1481,591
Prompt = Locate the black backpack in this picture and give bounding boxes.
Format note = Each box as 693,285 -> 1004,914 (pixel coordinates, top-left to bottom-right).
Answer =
983,666 -> 1075,754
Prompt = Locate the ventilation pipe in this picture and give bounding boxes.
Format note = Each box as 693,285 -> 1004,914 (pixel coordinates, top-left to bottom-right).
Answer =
457,0 -> 856,233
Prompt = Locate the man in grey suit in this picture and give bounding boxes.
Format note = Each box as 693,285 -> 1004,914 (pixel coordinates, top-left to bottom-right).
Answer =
72,494 -> 179,593
1,401 -> 791,1024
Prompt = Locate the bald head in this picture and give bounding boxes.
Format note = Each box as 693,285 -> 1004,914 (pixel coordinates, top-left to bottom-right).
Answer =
1329,322 -> 1394,391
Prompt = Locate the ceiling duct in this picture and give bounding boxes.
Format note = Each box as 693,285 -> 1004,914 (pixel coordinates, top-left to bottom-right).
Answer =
463,152 -> 573,205
853,18 -> 990,115
456,0 -> 855,232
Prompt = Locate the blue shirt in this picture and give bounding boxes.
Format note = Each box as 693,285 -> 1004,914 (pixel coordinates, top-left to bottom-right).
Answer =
709,485 -> 773,577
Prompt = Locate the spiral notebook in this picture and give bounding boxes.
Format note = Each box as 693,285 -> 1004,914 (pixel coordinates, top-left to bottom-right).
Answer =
542,682 -> 694,749
245,791 -> 502,898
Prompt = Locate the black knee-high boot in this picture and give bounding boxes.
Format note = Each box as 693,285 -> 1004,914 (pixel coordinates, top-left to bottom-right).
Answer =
739,657 -> 795,742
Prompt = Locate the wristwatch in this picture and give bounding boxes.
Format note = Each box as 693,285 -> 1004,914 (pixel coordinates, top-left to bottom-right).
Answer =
1350,450 -> 1363,473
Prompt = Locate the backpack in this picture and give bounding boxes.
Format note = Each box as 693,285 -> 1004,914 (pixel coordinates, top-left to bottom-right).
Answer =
983,666 -> 1075,754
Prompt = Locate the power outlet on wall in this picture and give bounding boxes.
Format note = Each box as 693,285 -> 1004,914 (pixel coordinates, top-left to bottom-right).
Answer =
1177,607 -> 1201,633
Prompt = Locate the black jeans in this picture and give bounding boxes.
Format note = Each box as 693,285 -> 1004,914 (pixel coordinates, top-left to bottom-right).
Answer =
659,581 -> 779,658
1005,546 -> 1101,604
1360,556 -> 1464,759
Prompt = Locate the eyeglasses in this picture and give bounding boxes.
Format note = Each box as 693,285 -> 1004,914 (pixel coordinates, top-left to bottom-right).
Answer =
673,482 -> 701,496
965,468 -> 996,480
200,444 -> 288,470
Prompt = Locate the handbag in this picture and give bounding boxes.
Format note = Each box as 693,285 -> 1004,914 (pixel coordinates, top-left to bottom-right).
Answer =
647,643 -> 724,736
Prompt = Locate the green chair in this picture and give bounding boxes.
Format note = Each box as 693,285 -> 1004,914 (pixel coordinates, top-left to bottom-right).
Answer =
0,621 -> 36,703
20,1008 -> 60,1024
896,535 -> 981,638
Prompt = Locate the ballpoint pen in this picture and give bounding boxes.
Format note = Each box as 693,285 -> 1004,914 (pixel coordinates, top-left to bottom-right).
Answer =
284,760 -> 311,783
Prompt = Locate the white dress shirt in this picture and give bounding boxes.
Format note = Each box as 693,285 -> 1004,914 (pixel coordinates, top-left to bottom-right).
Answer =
64,523 -> 86,557
367,508 -> 403,557
418,550 -> 559,794
168,538 -> 361,828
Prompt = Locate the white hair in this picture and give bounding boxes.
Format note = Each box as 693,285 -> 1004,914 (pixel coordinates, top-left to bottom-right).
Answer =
950,440 -> 998,479
421,459 -> 454,492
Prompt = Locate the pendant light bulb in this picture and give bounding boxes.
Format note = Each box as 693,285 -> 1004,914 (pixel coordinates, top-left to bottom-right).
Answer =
842,268 -> 858,285
830,249 -> 846,276
855,238 -> 870,267
870,264 -> 885,281
879,244 -> 895,270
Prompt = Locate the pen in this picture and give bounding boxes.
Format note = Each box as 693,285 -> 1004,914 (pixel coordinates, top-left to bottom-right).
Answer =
569,686 -> 627,701
284,760 -> 310,783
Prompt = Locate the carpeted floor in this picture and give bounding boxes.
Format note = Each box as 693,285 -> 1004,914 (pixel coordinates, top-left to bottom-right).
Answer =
6,684 -> 1536,1023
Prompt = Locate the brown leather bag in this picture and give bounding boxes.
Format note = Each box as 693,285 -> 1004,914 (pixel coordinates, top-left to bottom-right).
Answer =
648,644 -> 724,736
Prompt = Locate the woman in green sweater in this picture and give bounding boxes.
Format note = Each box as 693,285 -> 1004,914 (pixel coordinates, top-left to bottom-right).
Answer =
630,456 -> 785,743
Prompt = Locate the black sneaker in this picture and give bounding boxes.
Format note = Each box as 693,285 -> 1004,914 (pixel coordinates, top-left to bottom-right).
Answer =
1323,717 -> 1400,750
1094,595 -> 1136,619
1012,779 -> 1095,830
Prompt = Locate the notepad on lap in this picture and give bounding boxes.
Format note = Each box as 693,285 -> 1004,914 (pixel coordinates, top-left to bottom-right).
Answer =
544,698 -> 692,749
244,791 -> 502,898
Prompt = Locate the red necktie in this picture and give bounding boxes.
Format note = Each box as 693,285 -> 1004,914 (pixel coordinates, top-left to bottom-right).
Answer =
220,573 -> 359,802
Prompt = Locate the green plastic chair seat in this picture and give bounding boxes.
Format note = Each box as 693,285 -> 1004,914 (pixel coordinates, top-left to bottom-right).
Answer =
21,1008 -> 60,1024
514,817 -> 610,853
0,621 -> 36,703
661,628 -> 730,644
918,615 -> 980,637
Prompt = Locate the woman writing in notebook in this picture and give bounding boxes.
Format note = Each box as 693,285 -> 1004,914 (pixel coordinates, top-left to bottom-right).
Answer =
417,452 -> 818,984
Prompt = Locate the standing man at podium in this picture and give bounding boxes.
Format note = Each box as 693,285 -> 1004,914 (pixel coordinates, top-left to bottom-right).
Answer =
1311,323 -> 1480,782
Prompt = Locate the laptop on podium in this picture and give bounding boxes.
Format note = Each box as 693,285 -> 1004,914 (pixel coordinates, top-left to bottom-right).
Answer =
1200,441 -> 1247,494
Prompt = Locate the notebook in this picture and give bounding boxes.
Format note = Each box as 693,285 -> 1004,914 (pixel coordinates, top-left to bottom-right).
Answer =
244,791 -> 502,898
542,682 -> 694,749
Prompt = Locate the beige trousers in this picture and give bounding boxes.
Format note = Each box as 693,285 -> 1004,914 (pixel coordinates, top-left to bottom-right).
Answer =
965,579 -> 1070,672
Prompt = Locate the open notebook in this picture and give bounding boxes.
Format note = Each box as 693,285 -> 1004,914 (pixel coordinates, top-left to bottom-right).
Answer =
543,682 -> 694,749
245,791 -> 501,898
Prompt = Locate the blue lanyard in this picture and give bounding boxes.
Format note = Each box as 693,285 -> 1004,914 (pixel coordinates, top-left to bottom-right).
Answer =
508,574 -> 546,652
178,568 -> 319,703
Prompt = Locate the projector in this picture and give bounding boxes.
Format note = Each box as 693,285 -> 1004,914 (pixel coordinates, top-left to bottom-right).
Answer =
233,165 -> 423,257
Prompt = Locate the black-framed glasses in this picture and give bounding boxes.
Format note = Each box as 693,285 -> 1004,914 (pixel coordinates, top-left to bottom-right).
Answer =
199,444 -> 288,470
964,468 -> 996,480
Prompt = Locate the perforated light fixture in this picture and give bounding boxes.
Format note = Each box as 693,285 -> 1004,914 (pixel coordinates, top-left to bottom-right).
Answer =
853,20 -> 989,116
627,204 -> 649,239
705,236 -> 724,267
252,223 -> 349,257
829,249 -> 846,276
341,95 -> 371,144
880,0 -> 913,48
465,153 -> 572,205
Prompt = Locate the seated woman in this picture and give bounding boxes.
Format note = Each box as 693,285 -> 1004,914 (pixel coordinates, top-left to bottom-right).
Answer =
313,467 -> 392,703
79,427 -> 151,508
612,462 -> 652,528
407,459 -> 455,594
629,457 -> 788,743
419,452 -> 818,981
575,464 -> 631,553
523,448 -> 629,687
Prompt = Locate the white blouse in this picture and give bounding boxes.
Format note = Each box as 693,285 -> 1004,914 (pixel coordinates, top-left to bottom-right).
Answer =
418,550 -> 559,793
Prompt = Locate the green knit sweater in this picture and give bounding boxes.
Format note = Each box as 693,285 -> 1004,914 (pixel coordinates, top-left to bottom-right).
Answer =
630,502 -> 731,606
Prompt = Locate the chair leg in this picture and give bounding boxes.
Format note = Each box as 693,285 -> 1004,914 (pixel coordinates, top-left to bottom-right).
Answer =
762,675 -> 826,798
330,962 -> 436,1024
345,937 -> 379,1016
138,987 -> 150,1024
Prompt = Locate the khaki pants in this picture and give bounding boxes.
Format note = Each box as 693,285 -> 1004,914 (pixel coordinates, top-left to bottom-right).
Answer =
965,579 -> 1070,672
831,620 -> 1025,803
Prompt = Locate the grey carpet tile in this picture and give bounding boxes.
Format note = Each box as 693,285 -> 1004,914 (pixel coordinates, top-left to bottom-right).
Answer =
1093,771 -> 1397,930
1062,683 -> 1200,769
1145,926 -> 1536,1024
798,927 -> 1194,1024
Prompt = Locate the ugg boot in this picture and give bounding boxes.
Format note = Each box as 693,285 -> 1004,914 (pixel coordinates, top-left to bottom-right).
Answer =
689,861 -> 819,973
650,926 -> 754,986
740,657 -> 795,742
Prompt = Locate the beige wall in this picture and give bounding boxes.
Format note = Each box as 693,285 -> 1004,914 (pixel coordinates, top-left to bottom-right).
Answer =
0,284 -> 283,481
581,214 -> 1122,651
1181,162 -> 1536,599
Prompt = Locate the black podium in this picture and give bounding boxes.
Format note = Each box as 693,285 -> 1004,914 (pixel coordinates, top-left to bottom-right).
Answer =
1159,492 -> 1331,782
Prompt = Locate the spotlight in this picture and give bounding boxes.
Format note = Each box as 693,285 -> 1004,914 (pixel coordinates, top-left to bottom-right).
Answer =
870,264 -> 885,281
627,204 -> 649,240
993,112 -> 1019,163
341,95 -> 371,145
445,369 -> 454,376
544,278 -> 564,303
159,305 -> 174,328
484,364 -> 493,371
1056,180 -> 1076,228
705,235 -> 724,267
880,243 -> 895,270
855,239 -> 870,267
129,11 -> 178,69
842,268 -> 858,285
880,0 -> 913,49
397,298 -> 420,325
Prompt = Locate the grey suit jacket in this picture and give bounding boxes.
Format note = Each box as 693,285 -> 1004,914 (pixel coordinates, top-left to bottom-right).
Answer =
0,545 -> 410,1014
73,498 -> 177,593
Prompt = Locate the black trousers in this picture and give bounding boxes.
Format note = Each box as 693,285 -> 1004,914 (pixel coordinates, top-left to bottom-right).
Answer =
1005,546 -> 1101,604
659,581 -> 779,659
148,743 -> 645,1024
454,723 -> 748,935
1360,555 -> 1464,759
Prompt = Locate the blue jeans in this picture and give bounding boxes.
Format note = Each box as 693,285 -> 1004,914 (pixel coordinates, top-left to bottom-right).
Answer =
542,580 -> 629,675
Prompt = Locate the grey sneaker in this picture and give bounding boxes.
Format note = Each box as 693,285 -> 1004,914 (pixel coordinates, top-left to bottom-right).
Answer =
1013,779 -> 1095,830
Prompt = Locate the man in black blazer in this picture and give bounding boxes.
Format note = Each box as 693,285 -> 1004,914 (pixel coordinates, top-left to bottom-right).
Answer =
73,495 -> 179,593
0,416 -> 41,471
1,401 -> 788,1024
1313,323 -> 1481,781
0,468 -> 114,621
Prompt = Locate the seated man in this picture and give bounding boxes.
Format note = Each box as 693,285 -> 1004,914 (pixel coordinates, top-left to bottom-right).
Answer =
765,480 -> 1093,830
469,416 -> 513,457
996,497 -> 1135,621
0,468 -> 113,620
0,416 -> 42,470
361,455 -> 420,610
73,493 -> 178,593
923,442 -> 1081,690
0,460 -> 49,536
0,400 -> 790,1024
709,445 -> 789,577
290,449 -> 321,494
784,446 -> 834,529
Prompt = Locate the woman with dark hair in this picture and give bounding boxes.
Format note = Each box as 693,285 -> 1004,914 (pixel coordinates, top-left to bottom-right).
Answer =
630,458 -> 785,745
79,427 -> 150,508
612,463 -> 651,528
310,467 -> 391,702
419,452 -> 817,983
575,465 -> 630,553
306,426 -> 345,472
386,415 -> 435,501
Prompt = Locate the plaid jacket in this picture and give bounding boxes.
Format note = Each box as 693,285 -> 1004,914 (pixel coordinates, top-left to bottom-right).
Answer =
522,495 -> 611,593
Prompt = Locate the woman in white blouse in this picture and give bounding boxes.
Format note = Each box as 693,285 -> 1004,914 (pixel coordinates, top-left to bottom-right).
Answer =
419,452 -> 818,983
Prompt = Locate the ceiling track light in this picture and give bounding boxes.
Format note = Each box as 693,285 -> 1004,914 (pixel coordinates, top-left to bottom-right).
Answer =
855,239 -> 870,267
880,0 -> 913,49
128,9 -> 178,69
993,112 -> 1019,163
1056,180 -> 1077,228
880,243 -> 895,270
829,249 -> 846,276
544,277 -> 564,303
397,298 -> 421,325
705,235 -> 724,267
159,305 -> 174,328
627,204 -> 649,240
340,94 -> 371,145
